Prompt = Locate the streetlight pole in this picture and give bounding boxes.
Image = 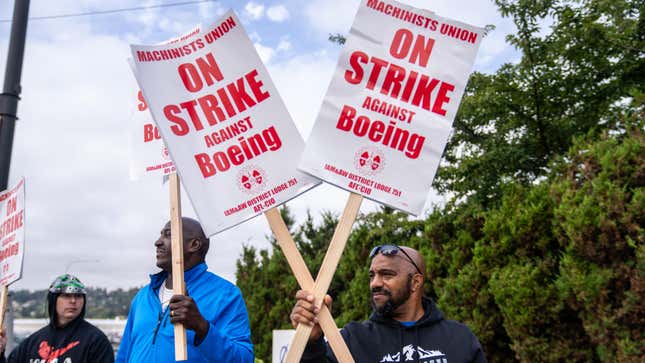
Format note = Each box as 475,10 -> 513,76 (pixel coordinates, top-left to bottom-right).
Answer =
0,0 -> 31,190
0,2 -> 30,353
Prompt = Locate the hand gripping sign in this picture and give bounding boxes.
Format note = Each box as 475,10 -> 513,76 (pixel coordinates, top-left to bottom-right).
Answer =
293,0 -> 484,361
130,11 -> 368,361
0,178 -> 26,328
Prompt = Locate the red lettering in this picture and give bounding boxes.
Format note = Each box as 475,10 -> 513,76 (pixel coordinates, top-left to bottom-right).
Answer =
336,105 -> 356,131
345,51 -> 368,84
334,105 -> 425,159
245,70 -> 270,103
367,57 -> 389,90
226,78 -> 257,112
227,145 -> 244,165
390,29 -> 414,60
432,82 -> 454,116
410,34 -> 435,67
411,75 -> 440,111
163,105 -> 190,136
380,63 -> 406,98
179,100 -> 205,131
390,28 -> 434,67
195,153 -> 216,177
197,94 -> 226,127
137,90 -> 148,111
195,53 -> 224,86
143,124 -> 154,142
178,63 -> 203,92
143,124 -> 161,142
162,70 -> 271,135
6,198 -> 16,216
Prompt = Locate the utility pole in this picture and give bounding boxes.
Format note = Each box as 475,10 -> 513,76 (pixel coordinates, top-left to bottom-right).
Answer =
0,0 -> 31,190
0,0 -> 30,351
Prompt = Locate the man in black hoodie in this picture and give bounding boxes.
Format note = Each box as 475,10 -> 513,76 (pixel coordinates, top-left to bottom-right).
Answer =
0,274 -> 114,362
291,244 -> 487,363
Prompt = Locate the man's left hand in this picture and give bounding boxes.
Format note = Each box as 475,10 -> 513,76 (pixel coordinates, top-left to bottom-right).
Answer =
169,295 -> 210,341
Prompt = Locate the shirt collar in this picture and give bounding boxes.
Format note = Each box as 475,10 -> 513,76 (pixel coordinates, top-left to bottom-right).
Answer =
149,262 -> 208,290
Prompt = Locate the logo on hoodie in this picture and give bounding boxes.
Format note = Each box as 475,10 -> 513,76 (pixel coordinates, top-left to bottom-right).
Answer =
379,345 -> 447,362
32,340 -> 80,363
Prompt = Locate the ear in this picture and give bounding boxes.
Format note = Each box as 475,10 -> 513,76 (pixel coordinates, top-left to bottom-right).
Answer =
186,238 -> 202,254
411,274 -> 424,292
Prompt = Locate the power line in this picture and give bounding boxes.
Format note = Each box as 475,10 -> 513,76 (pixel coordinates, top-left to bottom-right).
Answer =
0,0 -> 217,23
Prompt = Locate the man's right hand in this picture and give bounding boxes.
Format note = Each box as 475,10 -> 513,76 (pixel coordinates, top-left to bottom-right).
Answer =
0,329 -> 6,354
290,290 -> 333,342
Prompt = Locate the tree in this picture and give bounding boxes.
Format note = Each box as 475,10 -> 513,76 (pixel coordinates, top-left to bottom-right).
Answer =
237,1 -> 643,361
436,0 -> 644,206
10,287 -> 139,319
236,206 -> 339,362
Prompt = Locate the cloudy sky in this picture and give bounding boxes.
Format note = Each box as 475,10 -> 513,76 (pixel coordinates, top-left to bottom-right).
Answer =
0,0 -> 518,291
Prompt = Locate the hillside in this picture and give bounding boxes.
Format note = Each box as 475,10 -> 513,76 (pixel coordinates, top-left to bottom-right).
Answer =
10,287 -> 140,319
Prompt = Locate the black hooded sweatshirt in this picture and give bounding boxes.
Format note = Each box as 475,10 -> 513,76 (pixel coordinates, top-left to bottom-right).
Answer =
301,297 -> 486,363
1,293 -> 114,363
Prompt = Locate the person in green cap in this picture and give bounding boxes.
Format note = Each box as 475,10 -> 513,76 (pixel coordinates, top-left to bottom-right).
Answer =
0,273 -> 114,362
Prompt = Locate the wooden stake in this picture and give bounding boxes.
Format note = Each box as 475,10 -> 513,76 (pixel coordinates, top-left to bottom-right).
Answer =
169,173 -> 187,361
265,209 -> 354,363
0,286 -> 8,330
284,192 -> 363,363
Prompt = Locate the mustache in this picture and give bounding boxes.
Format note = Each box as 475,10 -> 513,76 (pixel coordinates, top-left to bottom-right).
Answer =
371,287 -> 391,296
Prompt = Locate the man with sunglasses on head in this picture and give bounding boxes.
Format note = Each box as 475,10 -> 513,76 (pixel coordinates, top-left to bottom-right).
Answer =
116,217 -> 253,362
291,244 -> 487,363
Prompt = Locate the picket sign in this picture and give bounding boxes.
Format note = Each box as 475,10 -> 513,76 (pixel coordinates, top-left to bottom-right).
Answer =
264,194 -> 362,363
129,10 -> 337,360
274,193 -> 363,363
0,286 -> 7,330
169,173 -> 188,360
292,0 -> 484,360
0,178 -> 26,331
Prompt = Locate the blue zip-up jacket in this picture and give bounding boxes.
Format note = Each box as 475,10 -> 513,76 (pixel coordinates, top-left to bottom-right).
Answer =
116,263 -> 254,362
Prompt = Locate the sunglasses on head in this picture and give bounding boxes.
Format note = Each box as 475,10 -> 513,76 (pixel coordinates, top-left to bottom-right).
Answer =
369,244 -> 423,276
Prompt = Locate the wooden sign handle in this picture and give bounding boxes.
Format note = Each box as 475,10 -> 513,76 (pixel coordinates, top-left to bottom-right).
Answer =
0,286 -> 8,330
265,209 -> 354,363
169,173 -> 188,361
284,193 -> 363,363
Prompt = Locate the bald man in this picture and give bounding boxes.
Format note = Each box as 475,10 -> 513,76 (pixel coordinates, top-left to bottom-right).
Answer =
291,244 -> 487,363
116,217 -> 253,362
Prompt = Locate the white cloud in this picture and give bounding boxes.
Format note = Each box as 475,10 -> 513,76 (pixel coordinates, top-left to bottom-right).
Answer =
248,31 -> 262,43
198,1 -> 227,20
254,42 -> 275,63
244,2 -> 265,21
266,5 -> 290,22
276,38 -> 292,52
266,52 -> 336,137
253,37 -> 291,65
304,0 -> 360,35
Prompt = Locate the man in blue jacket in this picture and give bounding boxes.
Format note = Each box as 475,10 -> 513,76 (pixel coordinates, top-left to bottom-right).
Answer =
116,217 -> 253,362
291,244 -> 487,363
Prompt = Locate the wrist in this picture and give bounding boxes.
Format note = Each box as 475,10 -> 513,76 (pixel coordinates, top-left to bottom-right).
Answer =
195,318 -> 210,341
